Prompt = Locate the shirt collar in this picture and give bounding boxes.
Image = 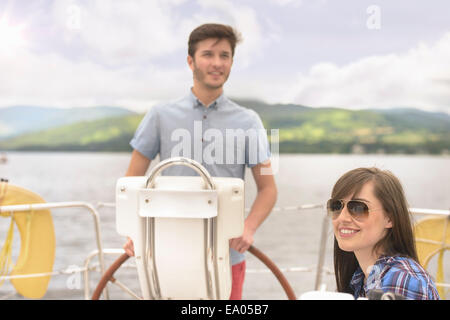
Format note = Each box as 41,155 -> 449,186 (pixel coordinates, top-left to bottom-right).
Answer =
350,267 -> 365,297
349,255 -> 391,298
189,88 -> 225,110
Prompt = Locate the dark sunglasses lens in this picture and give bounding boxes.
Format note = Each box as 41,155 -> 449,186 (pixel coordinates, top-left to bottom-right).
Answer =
347,201 -> 369,218
327,199 -> 343,218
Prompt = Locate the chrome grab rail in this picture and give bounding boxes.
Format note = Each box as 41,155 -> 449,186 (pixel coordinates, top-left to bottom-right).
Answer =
144,157 -> 218,300
146,157 -> 215,190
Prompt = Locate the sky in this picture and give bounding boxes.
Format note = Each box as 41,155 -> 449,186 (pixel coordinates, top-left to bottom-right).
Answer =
0,0 -> 449,113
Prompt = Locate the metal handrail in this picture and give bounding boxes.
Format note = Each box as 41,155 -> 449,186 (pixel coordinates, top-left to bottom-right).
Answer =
2,201 -> 448,299
83,248 -> 131,300
0,201 -> 109,299
98,201 -> 329,290
410,208 -> 450,216
313,207 -> 450,290
144,157 -> 218,299
98,202 -> 450,293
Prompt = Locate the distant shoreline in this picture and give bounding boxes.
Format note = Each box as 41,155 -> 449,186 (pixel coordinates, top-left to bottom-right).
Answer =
1,150 -> 449,157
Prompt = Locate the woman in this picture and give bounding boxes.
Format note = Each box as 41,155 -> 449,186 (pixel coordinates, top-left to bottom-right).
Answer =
328,167 -> 439,300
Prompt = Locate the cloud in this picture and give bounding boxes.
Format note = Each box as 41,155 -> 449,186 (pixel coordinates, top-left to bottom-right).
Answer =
268,0 -> 303,8
289,32 -> 450,112
1,1 -> 448,114
194,0 -> 270,68
50,0 -> 190,66
0,0 -> 273,111
48,0 -> 268,68
0,46 -> 191,110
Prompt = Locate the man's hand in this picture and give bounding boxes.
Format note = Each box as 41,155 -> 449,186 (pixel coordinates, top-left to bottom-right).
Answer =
123,237 -> 135,256
229,223 -> 256,253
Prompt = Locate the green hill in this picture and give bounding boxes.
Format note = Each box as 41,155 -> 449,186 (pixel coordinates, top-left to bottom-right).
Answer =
0,101 -> 449,154
0,106 -> 134,140
238,100 -> 450,154
0,114 -> 143,152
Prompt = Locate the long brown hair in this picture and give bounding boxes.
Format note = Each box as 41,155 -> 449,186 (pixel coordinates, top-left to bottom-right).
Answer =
331,167 -> 418,293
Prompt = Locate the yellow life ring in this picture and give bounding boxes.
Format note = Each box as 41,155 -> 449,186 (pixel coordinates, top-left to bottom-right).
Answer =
0,181 -> 55,299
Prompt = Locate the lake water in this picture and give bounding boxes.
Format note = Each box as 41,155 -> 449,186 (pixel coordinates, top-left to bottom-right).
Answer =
0,152 -> 449,300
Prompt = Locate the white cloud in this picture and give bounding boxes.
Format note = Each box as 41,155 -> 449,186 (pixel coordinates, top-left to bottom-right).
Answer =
50,0 -> 190,66
289,32 -> 450,112
1,1 -> 448,114
268,0 -> 303,7
47,0 -> 269,68
195,0 -> 269,68
0,0 -> 273,111
0,46 -> 191,111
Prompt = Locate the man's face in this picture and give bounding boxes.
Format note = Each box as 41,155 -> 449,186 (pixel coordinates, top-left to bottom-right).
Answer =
187,38 -> 233,90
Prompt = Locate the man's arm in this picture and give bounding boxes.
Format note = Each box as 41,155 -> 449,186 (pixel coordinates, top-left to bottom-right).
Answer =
229,161 -> 277,253
123,149 -> 152,256
125,149 -> 152,176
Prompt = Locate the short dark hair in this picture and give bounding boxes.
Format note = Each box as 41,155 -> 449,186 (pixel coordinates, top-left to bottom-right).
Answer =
188,23 -> 242,58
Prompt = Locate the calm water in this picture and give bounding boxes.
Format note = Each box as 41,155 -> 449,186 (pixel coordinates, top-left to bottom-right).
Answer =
0,152 -> 449,299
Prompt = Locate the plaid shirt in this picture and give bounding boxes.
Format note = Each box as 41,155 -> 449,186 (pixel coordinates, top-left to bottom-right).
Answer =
350,255 -> 440,300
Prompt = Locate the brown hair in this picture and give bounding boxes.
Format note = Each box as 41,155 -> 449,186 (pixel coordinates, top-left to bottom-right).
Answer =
188,23 -> 241,58
331,167 -> 418,293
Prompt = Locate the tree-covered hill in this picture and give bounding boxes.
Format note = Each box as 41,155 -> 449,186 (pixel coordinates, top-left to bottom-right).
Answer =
0,101 -> 448,154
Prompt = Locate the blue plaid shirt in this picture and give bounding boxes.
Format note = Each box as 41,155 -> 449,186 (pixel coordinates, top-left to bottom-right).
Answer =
350,255 -> 440,300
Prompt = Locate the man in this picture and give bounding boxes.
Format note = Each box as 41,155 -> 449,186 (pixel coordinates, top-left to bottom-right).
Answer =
123,23 -> 277,300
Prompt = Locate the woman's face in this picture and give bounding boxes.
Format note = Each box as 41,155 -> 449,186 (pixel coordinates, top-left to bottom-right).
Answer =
332,181 -> 393,258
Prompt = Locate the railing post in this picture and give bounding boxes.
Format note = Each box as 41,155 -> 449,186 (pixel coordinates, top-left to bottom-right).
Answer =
0,201 -> 109,299
315,211 -> 330,290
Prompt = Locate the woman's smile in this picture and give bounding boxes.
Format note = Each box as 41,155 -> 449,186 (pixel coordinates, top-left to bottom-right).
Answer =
338,227 -> 360,238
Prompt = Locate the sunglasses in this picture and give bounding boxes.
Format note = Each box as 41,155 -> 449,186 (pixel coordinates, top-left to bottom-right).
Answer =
327,199 -> 370,221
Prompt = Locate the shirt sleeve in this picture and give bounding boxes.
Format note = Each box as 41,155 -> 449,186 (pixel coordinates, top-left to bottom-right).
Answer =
130,106 -> 160,160
245,110 -> 271,168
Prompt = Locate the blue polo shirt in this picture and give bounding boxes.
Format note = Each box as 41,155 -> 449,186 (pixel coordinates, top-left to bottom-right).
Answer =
130,89 -> 271,265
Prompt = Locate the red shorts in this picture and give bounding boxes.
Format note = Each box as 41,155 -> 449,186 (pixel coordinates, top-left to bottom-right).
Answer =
229,260 -> 246,300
